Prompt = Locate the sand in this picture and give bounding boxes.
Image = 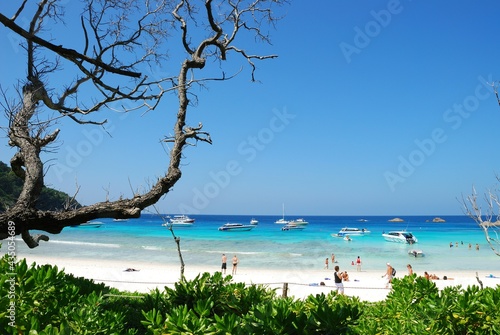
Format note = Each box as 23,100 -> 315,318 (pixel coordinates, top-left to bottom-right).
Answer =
19,255 -> 500,302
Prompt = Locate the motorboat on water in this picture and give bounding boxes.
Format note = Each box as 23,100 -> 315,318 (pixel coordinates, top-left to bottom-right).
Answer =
289,218 -> 309,225
168,215 -> 195,225
336,227 -> 370,237
218,223 -> 256,231
382,231 -> 418,244
408,249 -> 424,257
71,221 -> 104,228
281,223 -> 305,231
250,218 -> 259,225
113,218 -> 129,222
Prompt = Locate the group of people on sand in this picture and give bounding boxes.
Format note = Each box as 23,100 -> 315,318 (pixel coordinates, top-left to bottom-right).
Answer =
423,271 -> 454,280
329,257 -> 455,295
221,254 -> 238,275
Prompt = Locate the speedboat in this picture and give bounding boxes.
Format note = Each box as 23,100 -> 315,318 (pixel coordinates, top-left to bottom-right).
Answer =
71,221 -> 104,228
336,227 -> 370,237
218,223 -> 256,231
250,218 -> 259,225
382,231 -> 418,244
168,215 -> 195,225
281,224 -> 305,231
408,249 -> 424,257
289,218 -> 309,225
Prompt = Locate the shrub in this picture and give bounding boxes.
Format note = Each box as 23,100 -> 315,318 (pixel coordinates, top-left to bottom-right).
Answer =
0,256 -> 135,334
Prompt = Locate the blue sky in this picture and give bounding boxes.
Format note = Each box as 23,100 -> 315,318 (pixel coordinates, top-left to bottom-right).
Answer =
1,1 -> 500,216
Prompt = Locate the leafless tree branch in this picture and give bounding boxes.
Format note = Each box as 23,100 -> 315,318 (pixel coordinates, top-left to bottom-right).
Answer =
0,0 -> 288,247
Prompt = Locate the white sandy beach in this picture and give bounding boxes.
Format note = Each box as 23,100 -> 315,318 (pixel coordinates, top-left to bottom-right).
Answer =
20,255 -> 500,302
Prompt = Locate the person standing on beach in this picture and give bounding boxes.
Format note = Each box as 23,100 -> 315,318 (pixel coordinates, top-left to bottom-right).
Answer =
333,265 -> 344,294
324,257 -> 329,269
331,253 -> 335,264
232,255 -> 239,275
382,263 -> 393,288
356,256 -> 362,272
221,254 -> 227,274
407,264 -> 413,276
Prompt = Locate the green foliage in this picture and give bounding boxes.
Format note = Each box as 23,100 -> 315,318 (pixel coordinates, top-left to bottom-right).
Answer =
0,256 -> 135,334
356,274 -> 500,334
0,161 -> 80,211
2,257 -> 500,334
302,293 -> 363,334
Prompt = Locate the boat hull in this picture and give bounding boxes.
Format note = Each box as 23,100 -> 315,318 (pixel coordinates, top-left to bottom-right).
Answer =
169,215 -> 195,224
337,227 -> 370,237
71,222 -> 103,228
289,219 -> 309,225
382,231 -> 418,244
218,223 -> 255,231
281,224 -> 305,231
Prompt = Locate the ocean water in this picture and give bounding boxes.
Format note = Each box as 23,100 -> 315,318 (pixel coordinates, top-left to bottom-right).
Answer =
5,215 -> 500,276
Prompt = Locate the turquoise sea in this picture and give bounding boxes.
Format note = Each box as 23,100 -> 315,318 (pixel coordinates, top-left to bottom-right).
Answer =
6,215 -> 500,276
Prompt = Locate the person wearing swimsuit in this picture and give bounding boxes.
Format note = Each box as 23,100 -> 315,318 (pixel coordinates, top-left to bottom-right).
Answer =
334,265 -> 344,294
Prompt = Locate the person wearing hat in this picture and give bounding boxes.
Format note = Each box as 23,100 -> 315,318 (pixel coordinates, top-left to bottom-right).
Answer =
382,262 -> 394,288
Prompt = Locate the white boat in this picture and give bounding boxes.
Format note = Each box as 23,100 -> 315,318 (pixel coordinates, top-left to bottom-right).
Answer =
289,218 -> 309,225
250,218 -> 259,225
382,231 -> 418,244
168,215 -> 195,225
336,227 -> 370,237
218,223 -> 256,231
281,223 -> 305,231
275,204 -> 289,224
113,218 -> 129,222
408,249 -> 424,257
71,221 -> 104,228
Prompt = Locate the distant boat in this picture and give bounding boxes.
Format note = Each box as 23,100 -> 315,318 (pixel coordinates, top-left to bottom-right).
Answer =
336,227 -> 370,237
275,204 -> 289,224
71,221 -> 104,228
382,231 -> 418,244
168,215 -> 195,225
250,218 -> 259,225
281,223 -> 305,231
218,223 -> 256,231
289,218 -> 309,225
113,219 -> 129,222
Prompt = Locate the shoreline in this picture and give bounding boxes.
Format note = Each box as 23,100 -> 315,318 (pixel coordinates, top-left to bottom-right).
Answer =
19,255 -> 499,302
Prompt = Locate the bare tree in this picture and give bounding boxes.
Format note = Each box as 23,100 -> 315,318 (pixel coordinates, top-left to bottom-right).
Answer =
0,0 -> 287,248
461,178 -> 500,256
